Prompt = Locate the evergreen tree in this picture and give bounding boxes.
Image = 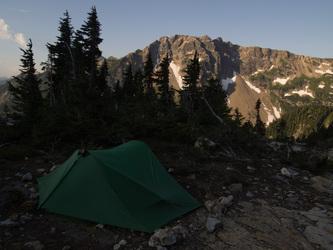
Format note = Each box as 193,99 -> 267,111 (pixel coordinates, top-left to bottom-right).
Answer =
79,6 -> 103,87
44,10 -> 74,106
72,31 -> 87,81
133,69 -> 144,99
200,76 -> 231,124
180,50 -> 201,122
122,63 -> 134,98
96,59 -> 109,93
254,98 -> 266,135
155,53 -> 174,112
8,39 -> 44,125
143,52 -> 155,98
233,107 -> 245,127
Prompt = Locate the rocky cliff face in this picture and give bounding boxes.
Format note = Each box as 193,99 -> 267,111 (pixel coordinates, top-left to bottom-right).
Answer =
107,35 -> 333,124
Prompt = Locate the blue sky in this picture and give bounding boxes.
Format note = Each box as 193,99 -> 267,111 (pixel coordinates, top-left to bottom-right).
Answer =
1,0 -> 332,77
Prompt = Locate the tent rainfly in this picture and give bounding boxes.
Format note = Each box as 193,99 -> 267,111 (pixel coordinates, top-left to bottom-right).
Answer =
38,140 -> 201,233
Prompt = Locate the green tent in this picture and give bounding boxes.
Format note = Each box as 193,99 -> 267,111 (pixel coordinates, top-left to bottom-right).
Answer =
38,140 -> 201,233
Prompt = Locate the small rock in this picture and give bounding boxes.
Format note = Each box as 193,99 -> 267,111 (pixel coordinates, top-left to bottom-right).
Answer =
281,167 -> 291,177
206,217 -> 222,233
22,172 -> 33,181
21,214 -> 33,221
30,193 -> 39,199
24,241 -> 44,250
113,239 -> 127,250
118,239 -> 127,246
113,244 -> 121,250
95,223 -> 104,229
148,228 -> 177,247
36,168 -> 46,174
0,218 -> 19,227
217,195 -> 233,207
247,166 -> 256,172
228,183 -> 243,193
172,225 -> 188,238
204,200 -> 215,211
246,191 -> 254,198
20,200 -> 36,211
188,174 -> 196,180
10,213 -> 20,222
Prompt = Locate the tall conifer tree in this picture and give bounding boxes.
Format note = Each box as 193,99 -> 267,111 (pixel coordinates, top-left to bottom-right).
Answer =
44,10 -> 74,105
8,39 -> 43,124
155,53 -> 174,111
254,98 -> 266,135
181,50 -> 201,121
143,52 -> 155,97
80,6 -> 103,87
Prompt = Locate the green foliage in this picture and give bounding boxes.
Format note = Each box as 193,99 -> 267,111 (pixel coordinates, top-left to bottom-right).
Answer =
7,40 -> 44,139
179,50 -> 201,122
143,52 -> 155,97
254,99 -> 266,136
267,104 -> 333,141
264,67 -> 278,75
279,58 -> 287,66
249,73 -> 265,82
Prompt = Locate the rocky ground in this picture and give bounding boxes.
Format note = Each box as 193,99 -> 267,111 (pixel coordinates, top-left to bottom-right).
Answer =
0,140 -> 332,249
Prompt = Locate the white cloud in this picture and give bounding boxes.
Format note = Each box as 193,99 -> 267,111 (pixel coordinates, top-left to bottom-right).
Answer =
0,19 -> 12,40
14,33 -> 27,47
0,18 -> 26,47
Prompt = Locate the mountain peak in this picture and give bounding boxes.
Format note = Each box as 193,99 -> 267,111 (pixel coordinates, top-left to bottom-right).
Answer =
93,35 -> 333,124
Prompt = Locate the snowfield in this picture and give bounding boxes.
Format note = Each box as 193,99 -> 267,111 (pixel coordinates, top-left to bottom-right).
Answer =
285,86 -> 314,98
273,77 -> 290,85
251,69 -> 263,75
273,106 -> 281,119
291,90 -> 314,98
221,71 -> 237,90
315,69 -> 333,75
170,61 -> 184,89
262,102 -> 275,125
245,80 -> 261,93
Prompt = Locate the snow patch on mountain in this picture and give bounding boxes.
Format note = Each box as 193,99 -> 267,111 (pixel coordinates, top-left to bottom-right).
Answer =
315,69 -> 333,75
252,69 -> 263,75
245,80 -> 261,93
170,61 -> 183,89
221,71 -> 237,90
262,102 -> 275,125
273,106 -> 281,119
285,88 -> 314,98
273,77 -> 290,85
